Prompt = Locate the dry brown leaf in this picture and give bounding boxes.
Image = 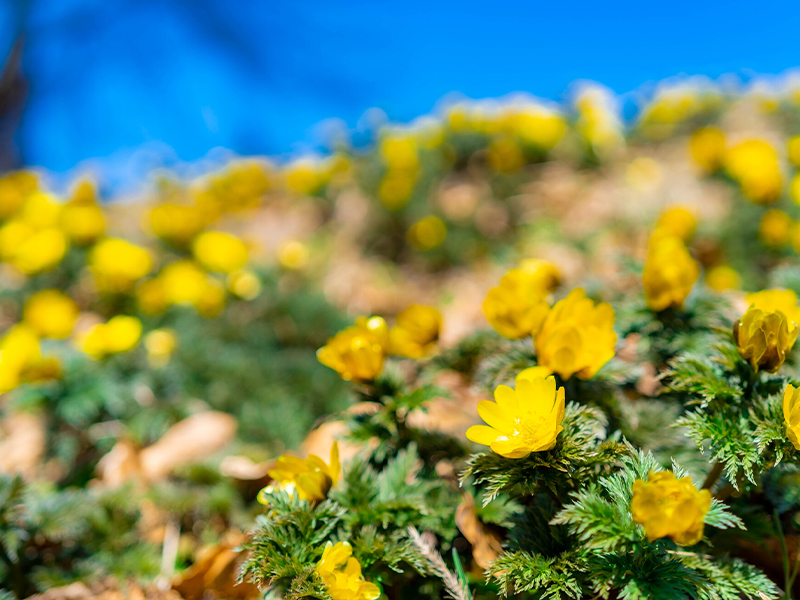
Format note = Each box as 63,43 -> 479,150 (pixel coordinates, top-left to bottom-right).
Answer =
172,538 -> 259,600
25,580 -> 182,600
0,411 -> 46,478
96,439 -> 142,488
140,412 -> 237,481
455,494 -> 503,570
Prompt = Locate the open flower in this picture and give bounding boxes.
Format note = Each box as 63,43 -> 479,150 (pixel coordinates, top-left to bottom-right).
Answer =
535,288 -> 616,380
89,238 -> 153,293
23,289 -> 79,339
466,372 -> 565,459
483,268 -> 553,339
745,289 -> 800,326
316,541 -> 381,600
77,316 -> 142,359
783,384 -> 800,450
192,231 -> 248,274
724,139 -> 782,205
734,306 -> 798,373
0,324 -> 61,393
317,317 -> 389,382
389,304 -> 442,358
655,206 -> 696,242
631,471 -> 711,546
263,442 -> 340,503
642,235 -> 699,311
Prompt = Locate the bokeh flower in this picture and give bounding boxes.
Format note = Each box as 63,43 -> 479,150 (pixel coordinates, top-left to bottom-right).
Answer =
724,139 -> 782,204
759,209 -> 792,248
466,372 -> 565,458
23,290 -> 79,339
317,317 -> 389,382
784,384 -> 800,450
534,288 -> 616,380
144,329 -> 178,368
655,206 -> 696,241
389,304 -> 442,358
89,238 -> 153,293
77,315 -> 142,359
631,471 -> 711,546
61,180 -> 106,245
689,127 -> 726,173
745,289 -> 800,325
734,305 -> 798,373
192,231 -> 248,274
483,267 -> 554,339
642,235 -> 699,312
0,324 -> 61,393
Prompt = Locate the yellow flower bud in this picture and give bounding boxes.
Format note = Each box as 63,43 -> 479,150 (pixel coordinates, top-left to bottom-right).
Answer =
655,206 -> 696,242
159,260 -> 208,306
0,170 -> 37,219
148,203 -> 205,246
631,471 -> 711,546
192,231 -> 248,274
378,170 -> 417,211
483,269 -> 551,340
317,317 -> 389,382
734,306 -> 798,373
466,372 -> 565,459
535,288 -> 617,380
263,442 -> 340,503
226,269 -> 262,300
784,384 -> 800,449
89,238 -> 153,293
642,236 -> 699,312
746,289 -> 800,325
389,304 -> 442,358
705,265 -> 741,292
61,180 -> 105,245
315,540 -> 381,600
689,127 -> 726,172
23,290 -> 79,339
759,209 -> 792,248
144,328 -> 177,368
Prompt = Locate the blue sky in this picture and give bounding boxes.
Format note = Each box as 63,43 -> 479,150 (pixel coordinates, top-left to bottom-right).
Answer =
4,0 -> 800,180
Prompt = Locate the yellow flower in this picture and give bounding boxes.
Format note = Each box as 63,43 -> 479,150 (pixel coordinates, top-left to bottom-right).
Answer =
655,206 -> 696,242
263,442 -> 340,502
631,471 -> 711,546
487,135 -> 526,173
317,317 -> 389,382
535,288 -> 616,380
724,139 -> 782,205
380,134 -> 419,172
61,181 -> 105,245
19,192 -> 62,228
789,136 -> 800,168
389,304 -> 442,358
642,235 -> 700,312
705,265 -> 741,291
466,372 -> 565,459
759,209 -> 792,247
159,260 -> 208,306
378,170 -> 417,211
509,108 -> 566,150
745,289 -> 800,328
278,240 -> 309,270
783,384 -> 800,449
315,541 -> 381,600
483,269 -> 552,339
226,269 -> 262,300
148,203 -> 205,246
192,231 -> 248,274
0,324 -> 60,393
144,329 -> 177,368
136,278 -> 168,316
734,306 -> 798,373
89,238 -> 153,293
195,277 -> 226,318
0,170 -> 38,219
517,258 -> 561,292
407,216 -> 447,251
23,290 -> 79,339
689,127 -> 726,172
77,316 -> 142,359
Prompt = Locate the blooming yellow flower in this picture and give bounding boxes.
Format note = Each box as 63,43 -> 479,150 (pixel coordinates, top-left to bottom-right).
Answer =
0,324 -> 60,393
631,471 -> 711,546
13,228 -> 69,274
407,216 -> 447,251
759,209 -> 792,248
734,306 -> 798,373
378,170 -> 417,211
535,288 -> 616,380
278,240 -> 309,270
159,260 -> 208,306
483,268 -> 553,340
655,206 -> 696,242
193,231 -> 248,274
317,317 -> 389,382
89,238 -> 153,293
284,159 -> 329,196
705,265 -> 741,292
642,235 -> 699,312
263,442 -> 340,503
0,170 -> 37,219
77,316 -> 142,359
745,289 -> 800,326
144,328 -> 177,368
517,258 -> 561,292
23,290 -> 79,339
19,192 -> 62,229
689,127 -> 726,173
724,139 -> 782,205
783,384 -> 800,449
226,269 -> 262,300
315,541 -> 380,600
466,372 -> 565,459
389,304 -> 442,358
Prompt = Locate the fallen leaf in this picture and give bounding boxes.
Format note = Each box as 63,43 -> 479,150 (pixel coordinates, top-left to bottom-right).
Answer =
0,411 -> 46,478
455,494 -> 503,570
172,536 -> 259,600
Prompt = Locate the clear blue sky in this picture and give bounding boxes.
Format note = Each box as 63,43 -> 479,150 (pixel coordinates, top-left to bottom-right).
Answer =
3,0 -> 800,178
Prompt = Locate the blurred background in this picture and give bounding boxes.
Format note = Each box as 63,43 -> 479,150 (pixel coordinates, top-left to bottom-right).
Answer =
2,0 -> 800,183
